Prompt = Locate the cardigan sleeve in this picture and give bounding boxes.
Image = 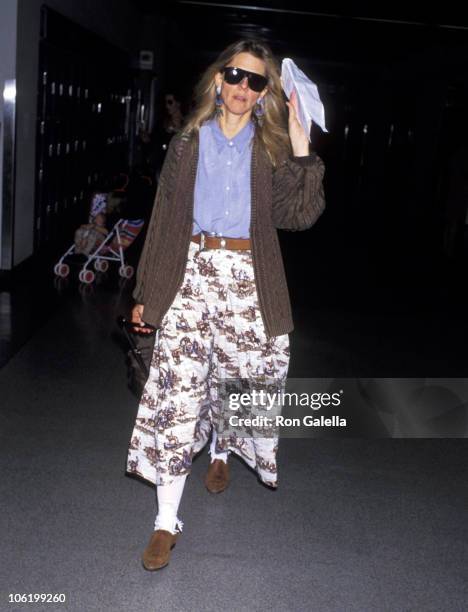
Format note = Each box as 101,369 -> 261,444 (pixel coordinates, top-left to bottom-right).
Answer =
132,134 -> 183,304
271,151 -> 326,231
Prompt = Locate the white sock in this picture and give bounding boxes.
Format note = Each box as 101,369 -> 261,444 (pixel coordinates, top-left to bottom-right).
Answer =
154,473 -> 187,534
209,428 -> 229,464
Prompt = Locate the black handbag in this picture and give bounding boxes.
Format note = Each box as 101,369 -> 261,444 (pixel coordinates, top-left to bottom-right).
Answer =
117,315 -> 158,397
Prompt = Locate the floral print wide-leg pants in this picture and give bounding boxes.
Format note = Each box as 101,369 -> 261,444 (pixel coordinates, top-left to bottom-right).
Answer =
126,240 -> 290,488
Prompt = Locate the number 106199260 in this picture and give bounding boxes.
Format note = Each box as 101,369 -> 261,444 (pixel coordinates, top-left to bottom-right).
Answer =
8,593 -> 66,604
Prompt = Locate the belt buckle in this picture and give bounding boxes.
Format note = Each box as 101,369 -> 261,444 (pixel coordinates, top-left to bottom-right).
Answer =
219,238 -> 226,249
199,232 -> 205,251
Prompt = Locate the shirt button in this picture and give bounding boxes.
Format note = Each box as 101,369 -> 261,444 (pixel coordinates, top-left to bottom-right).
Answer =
226,186 -> 230,191
227,161 -> 232,166
225,211 -> 229,215
228,141 -> 233,147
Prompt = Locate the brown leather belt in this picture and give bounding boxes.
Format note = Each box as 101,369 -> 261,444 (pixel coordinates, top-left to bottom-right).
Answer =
191,233 -> 251,250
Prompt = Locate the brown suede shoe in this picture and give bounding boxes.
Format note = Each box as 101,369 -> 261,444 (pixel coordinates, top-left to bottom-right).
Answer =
205,459 -> 230,493
141,529 -> 179,571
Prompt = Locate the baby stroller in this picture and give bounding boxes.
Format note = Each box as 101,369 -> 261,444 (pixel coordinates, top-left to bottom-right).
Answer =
54,190 -> 145,283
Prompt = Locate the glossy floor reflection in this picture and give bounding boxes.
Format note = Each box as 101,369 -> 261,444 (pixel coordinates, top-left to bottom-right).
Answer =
2,228 -> 468,376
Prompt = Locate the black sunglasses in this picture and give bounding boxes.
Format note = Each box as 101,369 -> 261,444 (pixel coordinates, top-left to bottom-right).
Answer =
221,66 -> 268,93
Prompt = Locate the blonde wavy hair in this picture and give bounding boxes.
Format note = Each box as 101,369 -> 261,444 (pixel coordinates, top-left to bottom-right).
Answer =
181,39 -> 291,167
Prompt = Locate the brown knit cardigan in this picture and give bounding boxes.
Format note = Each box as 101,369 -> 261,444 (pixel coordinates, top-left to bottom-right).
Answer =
132,129 -> 326,337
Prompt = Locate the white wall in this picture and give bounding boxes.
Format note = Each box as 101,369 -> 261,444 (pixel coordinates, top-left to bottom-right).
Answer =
0,0 -> 18,269
14,0 -> 145,267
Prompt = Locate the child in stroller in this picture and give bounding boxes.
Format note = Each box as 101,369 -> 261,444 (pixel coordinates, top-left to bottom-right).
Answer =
54,174 -> 149,284
74,193 -> 109,256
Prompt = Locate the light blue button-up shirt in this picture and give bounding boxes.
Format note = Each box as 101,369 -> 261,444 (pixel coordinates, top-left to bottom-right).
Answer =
192,116 -> 254,238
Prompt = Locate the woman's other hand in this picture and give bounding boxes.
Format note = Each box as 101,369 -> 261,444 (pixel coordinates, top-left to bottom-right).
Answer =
285,89 -> 310,157
131,303 -> 152,334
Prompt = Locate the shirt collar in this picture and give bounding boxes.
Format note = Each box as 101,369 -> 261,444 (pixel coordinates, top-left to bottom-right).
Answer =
207,117 -> 254,154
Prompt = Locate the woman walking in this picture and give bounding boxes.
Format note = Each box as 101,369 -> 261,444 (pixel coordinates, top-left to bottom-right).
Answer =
126,38 -> 326,571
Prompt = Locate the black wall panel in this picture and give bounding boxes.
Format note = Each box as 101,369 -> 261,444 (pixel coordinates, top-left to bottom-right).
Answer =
35,7 -> 133,252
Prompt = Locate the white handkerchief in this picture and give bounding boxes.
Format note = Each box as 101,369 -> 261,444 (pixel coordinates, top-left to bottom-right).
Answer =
281,58 -> 328,139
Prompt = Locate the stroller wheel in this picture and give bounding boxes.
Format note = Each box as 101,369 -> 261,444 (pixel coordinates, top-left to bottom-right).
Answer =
94,259 -> 109,272
119,265 -> 134,278
79,269 -> 95,284
54,263 -> 70,278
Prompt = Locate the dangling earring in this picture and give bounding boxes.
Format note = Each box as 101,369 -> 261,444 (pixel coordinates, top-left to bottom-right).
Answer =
254,96 -> 265,126
214,84 -> 223,117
